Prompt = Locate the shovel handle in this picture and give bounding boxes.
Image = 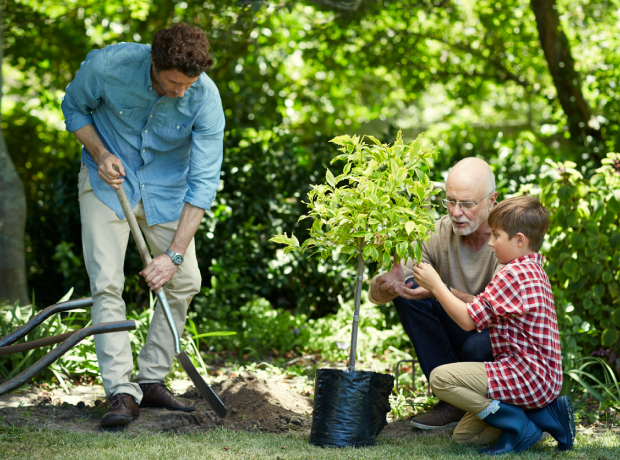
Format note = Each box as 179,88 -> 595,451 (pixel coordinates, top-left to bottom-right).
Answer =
112,165 -> 161,294
112,165 -> 180,353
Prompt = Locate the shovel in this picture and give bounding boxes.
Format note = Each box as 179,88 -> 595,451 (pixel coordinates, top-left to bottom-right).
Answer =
112,165 -> 227,418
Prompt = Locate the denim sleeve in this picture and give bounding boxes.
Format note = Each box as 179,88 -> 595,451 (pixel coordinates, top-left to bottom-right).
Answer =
184,91 -> 225,210
61,48 -> 105,133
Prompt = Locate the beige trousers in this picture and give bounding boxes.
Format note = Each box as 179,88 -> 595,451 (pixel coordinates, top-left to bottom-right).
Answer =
430,362 -> 501,446
78,164 -> 201,403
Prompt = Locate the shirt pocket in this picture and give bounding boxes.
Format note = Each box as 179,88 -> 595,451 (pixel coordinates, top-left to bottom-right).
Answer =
155,116 -> 192,148
107,101 -> 143,135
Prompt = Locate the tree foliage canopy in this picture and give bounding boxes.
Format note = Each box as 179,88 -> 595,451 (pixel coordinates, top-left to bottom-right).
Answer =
2,0 -> 619,354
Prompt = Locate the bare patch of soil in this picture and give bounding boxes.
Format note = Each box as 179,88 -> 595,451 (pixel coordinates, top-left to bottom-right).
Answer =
0,372 -> 315,435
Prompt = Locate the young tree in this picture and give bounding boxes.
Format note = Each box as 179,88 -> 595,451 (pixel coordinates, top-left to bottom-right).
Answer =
272,132 -> 438,369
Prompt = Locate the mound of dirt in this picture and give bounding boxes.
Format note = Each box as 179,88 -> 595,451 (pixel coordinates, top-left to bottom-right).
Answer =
181,371 -> 314,433
0,372 -> 314,435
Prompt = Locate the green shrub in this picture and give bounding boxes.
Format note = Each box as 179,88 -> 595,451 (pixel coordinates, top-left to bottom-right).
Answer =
191,295 -> 312,357
192,290 -> 407,363
527,153 -> 620,357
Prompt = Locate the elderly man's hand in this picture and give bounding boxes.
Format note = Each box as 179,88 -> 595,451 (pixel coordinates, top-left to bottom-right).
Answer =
394,284 -> 433,300
374,254 -> 411,295
140,254 -> 178,290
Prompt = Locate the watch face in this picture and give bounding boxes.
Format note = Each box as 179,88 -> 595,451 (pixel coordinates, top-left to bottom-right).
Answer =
172,254 -> 183,265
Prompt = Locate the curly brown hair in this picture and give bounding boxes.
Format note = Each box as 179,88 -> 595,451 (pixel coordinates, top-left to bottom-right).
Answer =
151,22 -> 213,77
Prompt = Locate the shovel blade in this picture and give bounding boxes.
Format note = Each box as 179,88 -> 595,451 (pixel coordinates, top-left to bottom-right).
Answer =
176,351 -> 227,418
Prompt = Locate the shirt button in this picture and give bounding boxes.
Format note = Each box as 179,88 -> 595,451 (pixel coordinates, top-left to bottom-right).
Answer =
150,115 -> 153,118
119,111 -> 123,115
142,184 -> 145,188
144,130 -> 148,133
142,149 -> 145,153
177,126 -> 180,129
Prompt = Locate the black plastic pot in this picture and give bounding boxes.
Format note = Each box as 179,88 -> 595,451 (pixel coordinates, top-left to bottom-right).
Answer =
309,368 -> 395,448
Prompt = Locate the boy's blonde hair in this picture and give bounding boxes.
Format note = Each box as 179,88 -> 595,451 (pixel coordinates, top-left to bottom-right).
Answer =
487,196 -> 549,252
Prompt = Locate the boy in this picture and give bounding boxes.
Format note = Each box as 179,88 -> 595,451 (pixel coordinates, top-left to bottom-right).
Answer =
399,196 -> 575,454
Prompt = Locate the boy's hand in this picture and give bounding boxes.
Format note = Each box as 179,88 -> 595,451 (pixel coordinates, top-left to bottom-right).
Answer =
411,262 -> 443,294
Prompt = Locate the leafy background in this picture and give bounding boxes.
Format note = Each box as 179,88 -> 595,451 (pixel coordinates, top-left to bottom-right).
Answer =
1,0 -> 619,401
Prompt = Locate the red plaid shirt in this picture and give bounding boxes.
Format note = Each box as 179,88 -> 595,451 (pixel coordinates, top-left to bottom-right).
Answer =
467,253 -> 562,409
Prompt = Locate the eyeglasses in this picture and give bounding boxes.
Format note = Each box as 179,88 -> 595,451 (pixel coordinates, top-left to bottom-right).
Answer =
441,191 -> 493,211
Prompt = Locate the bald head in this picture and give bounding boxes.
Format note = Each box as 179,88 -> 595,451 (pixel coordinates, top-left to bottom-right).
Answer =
445,158 -> 496,236
446,158 -> 495,196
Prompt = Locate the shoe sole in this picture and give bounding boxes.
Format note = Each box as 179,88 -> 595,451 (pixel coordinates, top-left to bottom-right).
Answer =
410,420 -> 459,430
139,402 -> 196,412
101,414 -> 139,428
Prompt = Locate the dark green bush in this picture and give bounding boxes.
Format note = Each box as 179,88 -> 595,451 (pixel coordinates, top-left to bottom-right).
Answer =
532,153 -> 620,357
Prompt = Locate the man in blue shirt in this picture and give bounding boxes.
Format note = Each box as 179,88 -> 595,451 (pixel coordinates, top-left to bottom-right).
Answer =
62,23 -> 225,427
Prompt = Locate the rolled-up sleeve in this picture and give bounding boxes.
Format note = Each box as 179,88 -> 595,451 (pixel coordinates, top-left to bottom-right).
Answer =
61,48 -> 105,133
184,90 -> 225,210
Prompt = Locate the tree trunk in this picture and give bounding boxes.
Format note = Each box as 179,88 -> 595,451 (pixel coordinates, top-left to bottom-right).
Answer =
0,5 -> 30,306
530,0 -> 600,147
347,240 -> 365,372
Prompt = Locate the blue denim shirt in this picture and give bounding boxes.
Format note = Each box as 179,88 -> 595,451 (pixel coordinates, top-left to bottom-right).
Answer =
62,42 -> 225,225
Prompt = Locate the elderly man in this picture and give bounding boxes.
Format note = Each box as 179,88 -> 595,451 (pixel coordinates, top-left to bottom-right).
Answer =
62,23 -> 224,427
369,158 -> 499,430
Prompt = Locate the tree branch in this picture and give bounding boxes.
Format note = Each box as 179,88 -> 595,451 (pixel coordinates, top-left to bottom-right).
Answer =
529,0 -> 600,146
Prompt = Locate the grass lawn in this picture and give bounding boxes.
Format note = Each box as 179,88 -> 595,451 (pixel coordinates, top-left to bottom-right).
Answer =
1,425 -> 619,460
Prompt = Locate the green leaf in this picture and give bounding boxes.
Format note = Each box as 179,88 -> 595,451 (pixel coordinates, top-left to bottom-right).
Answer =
269,234 -> 300,247
563,260 -> 578,277
192,331 -> 237,338
601,328 -> 619,347
414,242 -> 423,264
330,135 -> 350,146
570,233 -> 586,249
610,233 -> 620,249
593,284 -> 605,299
365,135 -> 382,145
608,196 -> 620,215
326,169 -> 336,187
612,309 -> 620,328
405,221 -> 416,235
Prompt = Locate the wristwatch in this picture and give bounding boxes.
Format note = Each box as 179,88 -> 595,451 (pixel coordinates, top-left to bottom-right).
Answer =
164,249 -> 184,265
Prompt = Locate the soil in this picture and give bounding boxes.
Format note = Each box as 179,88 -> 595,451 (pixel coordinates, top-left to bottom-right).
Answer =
0,371 -> 454,440
2,373 -> 614,441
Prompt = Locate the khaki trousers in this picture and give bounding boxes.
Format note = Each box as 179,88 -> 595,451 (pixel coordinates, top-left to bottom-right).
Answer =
78,164 -> 201,403
430,362 -> 501,446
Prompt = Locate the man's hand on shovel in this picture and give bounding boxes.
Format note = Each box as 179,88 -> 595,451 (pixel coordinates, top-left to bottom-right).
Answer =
97,151 -> 125,189
140,255 -> 177,291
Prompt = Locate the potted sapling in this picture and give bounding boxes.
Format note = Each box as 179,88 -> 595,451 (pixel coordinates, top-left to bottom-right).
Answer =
271,132 -> 438,447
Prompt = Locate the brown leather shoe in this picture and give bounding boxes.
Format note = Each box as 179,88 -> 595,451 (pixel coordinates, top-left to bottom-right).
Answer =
410,400 -> 466,430
101,393 -> 139,427
139,382 -> 196,412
